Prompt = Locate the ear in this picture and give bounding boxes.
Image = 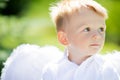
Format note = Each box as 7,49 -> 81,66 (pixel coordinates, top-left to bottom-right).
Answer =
57,31 -> 69,45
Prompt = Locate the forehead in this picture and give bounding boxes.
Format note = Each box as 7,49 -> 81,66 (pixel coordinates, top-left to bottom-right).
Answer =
67,7 -> 105,28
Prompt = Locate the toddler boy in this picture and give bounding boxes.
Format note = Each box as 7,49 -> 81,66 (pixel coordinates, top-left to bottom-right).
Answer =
41,0 -> 120,80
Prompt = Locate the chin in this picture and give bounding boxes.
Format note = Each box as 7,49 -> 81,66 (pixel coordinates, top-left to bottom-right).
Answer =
89,50 -> 100,55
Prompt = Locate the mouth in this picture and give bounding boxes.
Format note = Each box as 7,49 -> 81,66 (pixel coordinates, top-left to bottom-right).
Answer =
90,44 -> 100,47
90,44 -> 100,46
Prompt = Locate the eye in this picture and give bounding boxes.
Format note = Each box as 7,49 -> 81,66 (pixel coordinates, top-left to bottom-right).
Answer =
99,27 -> 105,32
84,27 -> 90,32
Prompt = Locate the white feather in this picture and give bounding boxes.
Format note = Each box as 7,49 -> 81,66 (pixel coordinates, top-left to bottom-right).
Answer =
1,44 -> 63,80
1,44 -> 120,80
103,51 -> 120,75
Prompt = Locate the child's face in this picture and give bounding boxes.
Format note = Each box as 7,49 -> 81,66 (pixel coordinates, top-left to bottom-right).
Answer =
60,7 -> 106,56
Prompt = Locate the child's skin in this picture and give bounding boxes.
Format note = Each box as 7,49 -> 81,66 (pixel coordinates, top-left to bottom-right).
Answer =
58,6 -> 106,65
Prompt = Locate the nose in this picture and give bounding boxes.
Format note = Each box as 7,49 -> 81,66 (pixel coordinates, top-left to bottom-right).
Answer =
92,31 -> 102,40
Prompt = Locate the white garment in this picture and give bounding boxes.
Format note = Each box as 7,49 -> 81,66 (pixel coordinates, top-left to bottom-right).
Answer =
42,53 -> 120,80
1,44 -> 120,80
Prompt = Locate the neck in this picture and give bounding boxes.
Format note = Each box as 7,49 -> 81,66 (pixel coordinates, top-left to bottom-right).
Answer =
68,52 -> 91,65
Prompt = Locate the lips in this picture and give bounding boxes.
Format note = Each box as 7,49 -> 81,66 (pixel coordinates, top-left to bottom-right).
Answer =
90,44 -> 100,46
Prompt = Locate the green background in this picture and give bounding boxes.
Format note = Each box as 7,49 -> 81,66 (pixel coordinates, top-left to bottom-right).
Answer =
0,0 -> 120,75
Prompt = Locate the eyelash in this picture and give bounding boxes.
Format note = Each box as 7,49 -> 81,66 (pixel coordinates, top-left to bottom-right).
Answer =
83,27 -> 105,32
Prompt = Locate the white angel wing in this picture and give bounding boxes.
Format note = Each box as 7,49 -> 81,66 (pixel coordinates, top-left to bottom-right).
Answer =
1,44 -> 63,80
103,51 -> 120,75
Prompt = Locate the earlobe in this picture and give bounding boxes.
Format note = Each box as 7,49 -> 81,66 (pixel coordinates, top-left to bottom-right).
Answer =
57,31 -> 68,45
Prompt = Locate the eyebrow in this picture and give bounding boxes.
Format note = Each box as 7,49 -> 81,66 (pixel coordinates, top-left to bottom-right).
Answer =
76,24 -> 86,33
77,23 -> 85,28
76,24 -> 87,30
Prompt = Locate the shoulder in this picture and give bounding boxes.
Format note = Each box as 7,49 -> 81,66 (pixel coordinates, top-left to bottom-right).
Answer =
102,51 -> 120,75
42,55 -> 66,80
100,62 -> 120,80
93,54 -> 120,79
42,55 -> 65,72
100,53 -> 120,80
41,62 -> 59,80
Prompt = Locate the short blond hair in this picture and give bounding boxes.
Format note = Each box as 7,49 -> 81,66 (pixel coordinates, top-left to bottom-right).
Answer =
49,0 -> 108,31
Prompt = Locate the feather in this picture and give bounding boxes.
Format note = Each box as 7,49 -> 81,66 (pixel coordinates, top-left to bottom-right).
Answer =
1,44 -> 120,80
1,44 -> 63,80
103,51 -> 120,75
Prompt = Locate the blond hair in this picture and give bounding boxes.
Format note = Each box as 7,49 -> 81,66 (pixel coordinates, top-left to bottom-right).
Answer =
49,0 -> 108,31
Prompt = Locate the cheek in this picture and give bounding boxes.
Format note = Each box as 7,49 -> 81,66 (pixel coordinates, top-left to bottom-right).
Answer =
77,34 -> 90,42
100,34 -> 106,44
71,34 -> 89,47
101,37 -> 105,45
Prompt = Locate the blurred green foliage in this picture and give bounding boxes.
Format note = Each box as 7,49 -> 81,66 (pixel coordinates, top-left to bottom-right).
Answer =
0,0 -> 120,75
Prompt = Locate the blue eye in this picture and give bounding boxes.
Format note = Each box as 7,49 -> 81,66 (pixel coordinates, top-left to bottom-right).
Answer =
84,27 -> 90,32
